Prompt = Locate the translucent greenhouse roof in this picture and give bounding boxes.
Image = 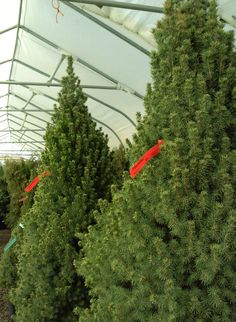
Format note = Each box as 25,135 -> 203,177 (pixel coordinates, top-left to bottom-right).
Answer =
0,0 -> 235,159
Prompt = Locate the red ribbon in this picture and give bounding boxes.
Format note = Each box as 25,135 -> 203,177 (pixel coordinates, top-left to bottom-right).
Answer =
130,140 -> 164,178
24,171 -> 51,193
25,176 -> 40,192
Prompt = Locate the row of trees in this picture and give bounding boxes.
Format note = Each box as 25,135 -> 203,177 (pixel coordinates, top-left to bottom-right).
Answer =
0,159 -> 38,230
0,0 -> 235,321
0,56 -> 129,321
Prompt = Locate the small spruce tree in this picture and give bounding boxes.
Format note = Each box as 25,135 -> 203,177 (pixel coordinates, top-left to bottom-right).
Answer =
78,1 -> 236,321
11,57 -> 114,322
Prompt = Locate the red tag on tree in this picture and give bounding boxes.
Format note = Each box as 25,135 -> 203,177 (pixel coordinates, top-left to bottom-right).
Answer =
130,140 -> 164,178
24,171 -> 51,192
25,176 -> 40,192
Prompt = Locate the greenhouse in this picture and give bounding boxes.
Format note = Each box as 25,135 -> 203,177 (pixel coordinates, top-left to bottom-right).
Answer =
0,0 -> 235,321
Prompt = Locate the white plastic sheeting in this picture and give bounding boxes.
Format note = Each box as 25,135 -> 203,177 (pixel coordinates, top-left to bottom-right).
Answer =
0,0 -> 235,159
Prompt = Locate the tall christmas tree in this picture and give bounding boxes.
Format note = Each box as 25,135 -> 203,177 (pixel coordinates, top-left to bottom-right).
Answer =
78,1 -> 236,321
11,57 -> 114,322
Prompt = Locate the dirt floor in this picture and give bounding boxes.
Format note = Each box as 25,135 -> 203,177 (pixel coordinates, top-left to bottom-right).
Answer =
0,230 -> 13,322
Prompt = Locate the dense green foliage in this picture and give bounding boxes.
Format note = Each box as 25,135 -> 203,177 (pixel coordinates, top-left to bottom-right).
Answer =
111,145 -> 129,189
3,159 -> 37,228
0,164 -> 9,228
11,57 -> 114,322
78,1 -> 236,321
0,159 -> 37,302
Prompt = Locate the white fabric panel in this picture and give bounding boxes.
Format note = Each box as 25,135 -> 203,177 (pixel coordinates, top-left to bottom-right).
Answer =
57,59 -> 115,87
218,0 -> 236,28
8,110 -> 50,128
9,96 -> 52,121
86,97 -> 131,145
0,143 -> 24,151
102,0 -> 164,47
0,0 -> 235,158
0,96 -> 8,108
31,93 -> 55,109
0,85 -> 8,97
10,85 -> 35,100
79,0 -> 164,46
22,0 -> 151,95
0,29 -> 17,61
0,0 -> 20,30
85,88 -> 143,123
15,31 -> 63,78
0,61 -> 11,79
8,114 -> 42,130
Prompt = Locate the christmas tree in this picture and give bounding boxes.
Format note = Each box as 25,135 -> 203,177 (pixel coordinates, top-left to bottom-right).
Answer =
3,159 -> 37,228
78,1 -> 236,321
11,57 -> 114,321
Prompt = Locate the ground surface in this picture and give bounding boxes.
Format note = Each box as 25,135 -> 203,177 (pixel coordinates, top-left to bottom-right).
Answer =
0,230 -> 12,322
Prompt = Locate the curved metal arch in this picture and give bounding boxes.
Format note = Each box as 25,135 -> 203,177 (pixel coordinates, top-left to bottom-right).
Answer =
9,92 -> 123,147
66,1 -> 163,13
6,0 -> 23,139
86,93 -> 136,127
10,92 -> 52,116
22,85 -> 137,129
61,1 -> 150,56
12,53 -> 137,128
93,117 -> 123,146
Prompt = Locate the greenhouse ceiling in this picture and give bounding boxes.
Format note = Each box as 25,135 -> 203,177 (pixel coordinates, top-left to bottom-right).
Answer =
0,0 -> 235,159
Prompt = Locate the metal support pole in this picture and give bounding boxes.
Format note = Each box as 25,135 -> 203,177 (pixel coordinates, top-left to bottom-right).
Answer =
67,0 -> 164,13
22,92 -> 36,110
93,117 -> 123,145
0,93 -> 9,99
18,92 -> 37,140
0,150 -> 41,152
0,59 -> 13,66
9,104 -> 50,123
11,131 -> 45,144
0,133 -> 10,140
6,0 -> 23,139
38,90 -> 136,128
58,2 -> 150,55
7,106 -> 51,124
9,113 -> 45,130
0,80 -> 117,89
14,58 -> 143,99
0,25 -> 17,35
0,129 -> 45,132
87,93 -> 136,127
8,118 -> 26,129
0,141 -> 44,144
47,55 -> 66,83
0,118 -> 7,125
0,109 -> 52,113
10,92 -> 52,116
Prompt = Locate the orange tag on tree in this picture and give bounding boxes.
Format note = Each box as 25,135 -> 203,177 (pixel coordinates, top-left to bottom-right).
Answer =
24,171 -> 51,192
130,140 -> 164,178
